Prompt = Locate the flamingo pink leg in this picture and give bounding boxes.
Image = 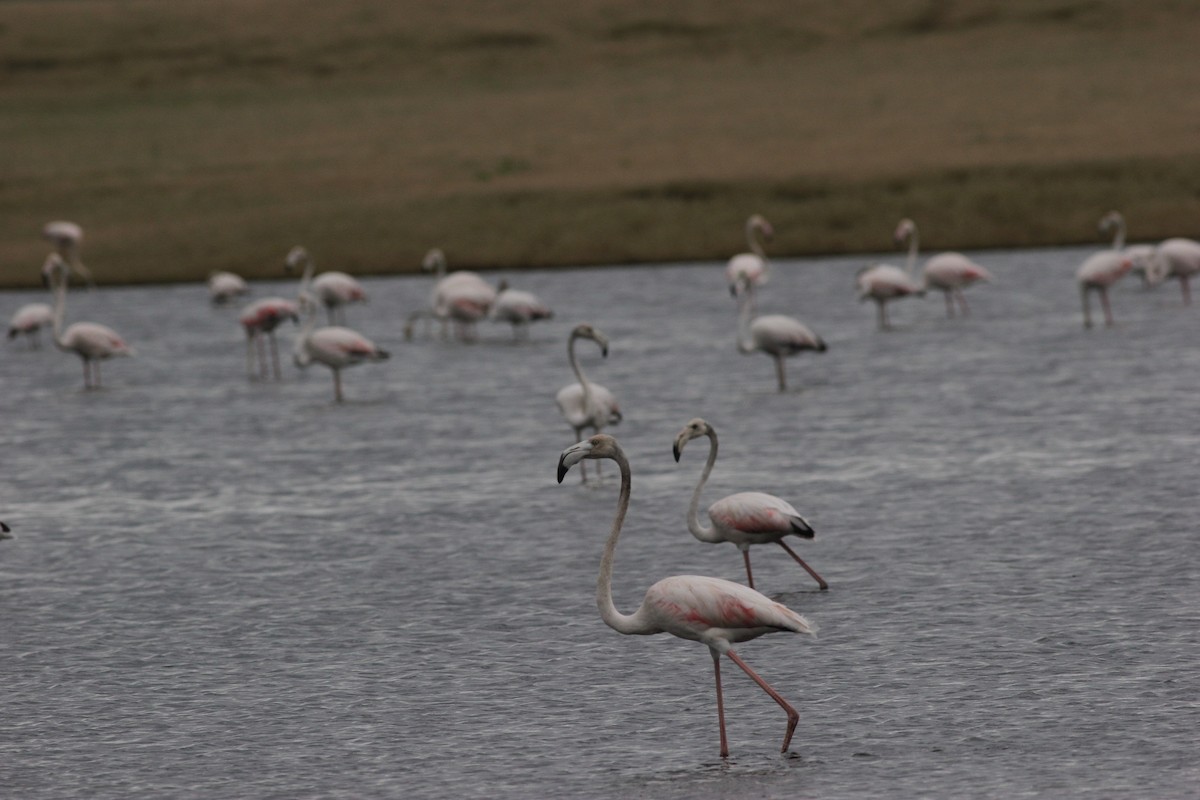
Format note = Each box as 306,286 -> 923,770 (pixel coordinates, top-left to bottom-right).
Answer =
711,649 -> 730,758
777,540 -> 828,590
332,368 -> 344,402
1099,288 -> 1116,326
943,291 -> 956,317
773,356 -> 787,392
726,650 -> 800,753
1081,287 -> 1093,329
955,289 -> 970,315
93,359 -> 101,388
81,359 -> 91,389
255,333 -> 268,378
742,549 -> 756,590
1181,276 -> 1192,306
268,332 -> 282,380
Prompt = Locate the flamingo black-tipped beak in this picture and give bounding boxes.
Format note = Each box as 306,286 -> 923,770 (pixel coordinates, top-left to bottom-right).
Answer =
0,521 -> 12,540
672,442 -> 682,462
557,440 -> 593,483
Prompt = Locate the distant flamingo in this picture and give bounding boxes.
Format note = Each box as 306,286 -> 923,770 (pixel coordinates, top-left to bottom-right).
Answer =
725,214 -> 774,299
44,254 -> 132,389
420,248 -> 496,341
855,223 -> 924,329
1076,211 -> 1133,328
1145,237 -> 1200,305
293,293 -> 389,402
207,271 -> 249,304
489,280 -> 553,339
42,220 -> 94,288
286,246 -> 367,325
7,302 -> 53,347
556,324 -> 621,482
557,434 -> 817,758
673,418 -> 827,591
733,275 -> 826,392
239,297 -> 299,380
893,218 -> 991,317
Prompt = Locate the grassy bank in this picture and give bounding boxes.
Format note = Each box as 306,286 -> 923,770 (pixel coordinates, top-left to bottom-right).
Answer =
2,0 -> 1199,286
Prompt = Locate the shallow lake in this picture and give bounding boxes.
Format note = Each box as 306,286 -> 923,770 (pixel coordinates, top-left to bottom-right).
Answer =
2,246 -> 1197,798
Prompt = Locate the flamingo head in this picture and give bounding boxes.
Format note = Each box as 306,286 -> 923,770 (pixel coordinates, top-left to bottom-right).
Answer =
422,248 -> 447,274
673,417 -> 713,462
893,218 -> 916,245
748,214 -> 773,242
557,434 -> 621,483
570,323 -> 609,357
284,246 -> 309,273
1098,211 -> 1123,236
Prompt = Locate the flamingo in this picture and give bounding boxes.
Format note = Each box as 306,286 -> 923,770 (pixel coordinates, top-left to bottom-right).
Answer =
239,297 -> 299,380
557,434 -> 817,758
1076,211 -> 1133,329
855,223 -> 924,329
293,293 -> 389,402
725,214 -> 774,299
489,280 -> 553,340
733,275 -> 826,392
42,220 -> 94,288
673,418 -> 827,591
207,271 -> 249,304
44,254 -> 132,389
420,248 -> 496,341
1125,244 -> 1158,288
7,302 -> 53,347
556,324 -> 622,482
1145,237 -> 1200,305
286,246 -> 367,325
893,218 -> 991,317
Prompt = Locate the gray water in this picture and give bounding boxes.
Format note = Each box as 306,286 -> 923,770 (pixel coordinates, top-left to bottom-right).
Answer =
2,248 -> 1197,799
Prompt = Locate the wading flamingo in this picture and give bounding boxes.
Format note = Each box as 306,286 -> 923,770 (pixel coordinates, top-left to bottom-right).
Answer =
1076,211 -> 1133,329
673,418 -> 826,591
1145,237 -> 1200,305
239,297 -> 299,380
419,248 -> 496,341
489,280 -> 553,340
7,302 -> 53,347
556,324 -> 621,482
893,218 -> 991,317
725,214 -> 774,300
733,275 -> 826,392
44,254 -> 132,389
557,434 -> 817,758
42,220 -> 94,288
293,293 -> 389,402
207,271 -> 249,304
855,223 -> 924,329
286,246 -> 367,325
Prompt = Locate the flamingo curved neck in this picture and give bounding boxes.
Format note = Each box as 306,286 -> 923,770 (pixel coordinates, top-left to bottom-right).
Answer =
297,254 -> 316,297
747,219 -> 767,259
904,224 -> 919,276
686,431 -> 723,543
568,334 -> 594,409
1110,218 -> 1127,251
597,449 -> 657,636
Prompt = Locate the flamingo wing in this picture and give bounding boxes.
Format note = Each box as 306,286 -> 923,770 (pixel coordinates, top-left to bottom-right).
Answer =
924,253 -> 991,288
643,574 -> 817,644
308,326 -> 388,366
63,322 -> 132,358
1076,251 -> 1131,287
751,315 -> 826,354
857,264 -> 920,299
708,492 -> 811,536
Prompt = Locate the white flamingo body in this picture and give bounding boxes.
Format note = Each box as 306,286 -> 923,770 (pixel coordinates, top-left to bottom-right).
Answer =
294,294 -> 388,402
734,278 -> 826,392
893,218 -> 990,317
7,302 -> 54,346
556,324 -> 621,481
557,435 -> 816,758
674,419 -> 826,590
856,263 -> 921,329
286,246 -> 366,325
1147,237 -> 1200,304
416,249 -> 497,340
208,271 -> 249,304
724,214 -> 773,294
1076,211 -> 1133,328
45,254 -> 131,388
490,285 -> 553,338
239,297 -> 299,379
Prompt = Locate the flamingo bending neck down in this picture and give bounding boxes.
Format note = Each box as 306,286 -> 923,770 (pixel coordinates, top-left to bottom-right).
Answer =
725,214 -> 774,300
293,293 -> 389,402
1145,237 -> 1200,305
286,245 -> 367,325
239,297 -> 299,380
894,218 -> 991,317
208,271 -> 249,304
1076,211 -> 1133,329
734,275 -> 826,392
489,280 -> 553,340
555,324 -> 621,482
45,254 -> 132,389
557,434 -> 816,758
673,418 -> 827,590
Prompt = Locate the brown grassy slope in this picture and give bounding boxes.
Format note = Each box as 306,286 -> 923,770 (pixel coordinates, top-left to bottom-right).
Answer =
2,0 -> 1200,286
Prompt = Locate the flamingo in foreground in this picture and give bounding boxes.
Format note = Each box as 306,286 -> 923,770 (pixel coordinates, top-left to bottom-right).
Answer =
44,254 -> 132,388
556,324 -> 622,482
893,218 -> 991,317
673,418 -> 827,591
239,297 -> 299,380
1145,237 -> 1200,305
725,214 -> 774,299
293,293 -> 389,402
42,220 -> 94,288
286,246 -> 367,325
420,248 -> 496,341
1076,211 -> 1133,329
557,434 -> 816,758
733,275 -> 826,392
207,271 -> 249,304
489,280 -> 553,340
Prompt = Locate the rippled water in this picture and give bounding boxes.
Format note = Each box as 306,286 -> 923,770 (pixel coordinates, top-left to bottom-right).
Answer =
2,247 -> 1197,799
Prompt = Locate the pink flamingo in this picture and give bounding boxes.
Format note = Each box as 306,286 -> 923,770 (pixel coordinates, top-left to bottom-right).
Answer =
557,434 -> 817,758
489,280 -> 553,340
7,302 -> 53,347
286,246 -> 367,325
293,293 -> 389,402
239,297 -> 299,380
556,324 -> 622,482
855,222 -> 925,329
1145,237 -> 1200,305
733,275 -> 826,392
894,218 -> 992,316
419,248 -> 496,341
44,254 -> 132,388
1076,211 -> 1133,328
42,220 -> 94,288
207,271 -> 249,304
673,418 -> 827,591
725,214 -> 774,298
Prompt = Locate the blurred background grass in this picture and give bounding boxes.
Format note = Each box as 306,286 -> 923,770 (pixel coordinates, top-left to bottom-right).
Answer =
2,0 -> 1199,286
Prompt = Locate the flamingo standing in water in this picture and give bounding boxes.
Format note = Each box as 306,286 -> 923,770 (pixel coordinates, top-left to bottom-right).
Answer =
725,214 -> 774,300
44,254 -> 132,388
417,248 -> 496,341
489,280 -> 553,340
1145,237 -> 1200,305
42,220 -> 94,288
733,275 -> 826,392
556,324 -> 622,482
286,246 -> 367,325
673,418 -> 827,591
239,296 -> 299,380
1076,211 -> 1133,329
855,222 -> 924,329
893,218 -> 991,317
7,257 -> 57,347
293,293 -> 389,402
557,434 -> 817,758
207,271 -> 249,304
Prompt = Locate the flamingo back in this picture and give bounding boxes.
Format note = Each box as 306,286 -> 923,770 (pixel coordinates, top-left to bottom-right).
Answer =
641,574 -> 816,646
63,322 -> 131,358
709,492 -> 811,537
